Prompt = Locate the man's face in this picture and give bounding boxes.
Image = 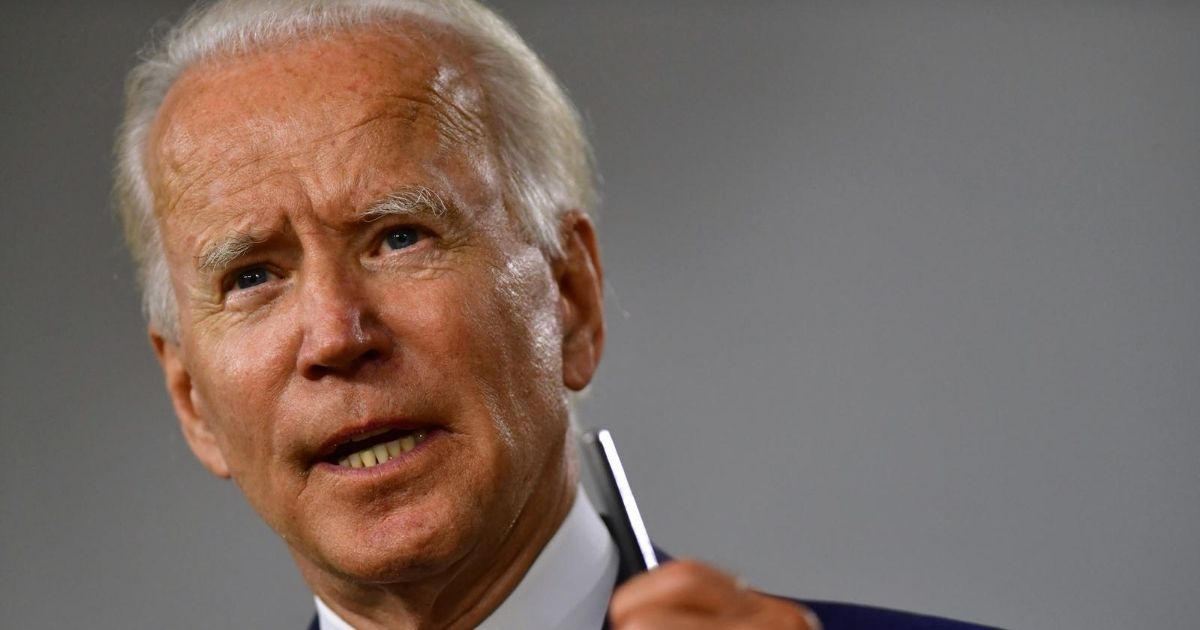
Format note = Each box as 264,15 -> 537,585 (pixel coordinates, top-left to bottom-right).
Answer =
145,27 -> 599,583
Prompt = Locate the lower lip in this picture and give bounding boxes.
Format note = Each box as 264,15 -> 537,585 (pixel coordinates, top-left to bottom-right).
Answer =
312,429 -> 444,477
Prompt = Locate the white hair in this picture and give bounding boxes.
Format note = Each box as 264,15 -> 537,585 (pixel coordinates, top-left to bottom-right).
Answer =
114,0 -> 597,339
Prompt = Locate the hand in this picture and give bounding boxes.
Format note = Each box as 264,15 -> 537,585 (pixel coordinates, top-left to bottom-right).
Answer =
609,559 -> 821,629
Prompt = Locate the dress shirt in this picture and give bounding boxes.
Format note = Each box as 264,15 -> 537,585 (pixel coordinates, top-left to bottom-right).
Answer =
315,488 -> 619,629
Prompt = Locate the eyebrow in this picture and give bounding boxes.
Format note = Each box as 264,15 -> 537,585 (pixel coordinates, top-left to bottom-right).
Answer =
361,185 -> 450,222
195,186 -> 453,274
197,231 -> 267,274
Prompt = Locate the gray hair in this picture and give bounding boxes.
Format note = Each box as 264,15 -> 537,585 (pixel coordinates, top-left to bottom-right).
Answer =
114,0 -> 597,339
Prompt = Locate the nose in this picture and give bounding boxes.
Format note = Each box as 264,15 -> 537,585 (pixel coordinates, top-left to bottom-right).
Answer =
295,270 -> 392,380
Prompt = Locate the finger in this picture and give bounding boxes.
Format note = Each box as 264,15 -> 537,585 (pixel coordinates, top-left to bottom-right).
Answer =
613,593 -> 820,630
611,608 -> 723,630
744,593 -> 823,630
610,559 -> 751,623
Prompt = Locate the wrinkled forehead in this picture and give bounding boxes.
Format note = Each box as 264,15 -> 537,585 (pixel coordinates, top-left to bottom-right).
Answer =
145,21 -> 492,218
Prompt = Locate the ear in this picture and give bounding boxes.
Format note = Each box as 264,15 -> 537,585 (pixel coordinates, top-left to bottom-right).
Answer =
150,330 -> 231,478
554,212 -> 605,391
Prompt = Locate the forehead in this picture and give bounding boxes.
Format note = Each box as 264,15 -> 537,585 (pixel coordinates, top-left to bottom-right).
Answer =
146,23 -> 491,221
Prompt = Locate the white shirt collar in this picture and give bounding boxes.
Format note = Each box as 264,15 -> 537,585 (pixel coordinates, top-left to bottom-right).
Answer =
315,488 -> 619,629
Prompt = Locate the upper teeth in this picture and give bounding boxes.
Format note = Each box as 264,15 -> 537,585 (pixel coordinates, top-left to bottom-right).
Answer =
339,430 -> 428,468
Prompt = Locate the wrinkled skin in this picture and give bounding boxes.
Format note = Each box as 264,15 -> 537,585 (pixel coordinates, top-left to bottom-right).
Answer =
147,25 -> 603,629
145,19 -> 814,630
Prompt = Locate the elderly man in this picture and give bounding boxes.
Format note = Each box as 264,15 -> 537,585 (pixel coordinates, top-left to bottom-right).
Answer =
115,1 -> 993,628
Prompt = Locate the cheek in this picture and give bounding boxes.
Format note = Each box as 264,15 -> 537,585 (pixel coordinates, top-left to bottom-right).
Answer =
474,254 -> 567,442
396,254 -> 564,421
188,329 -> 295,472
490,253 -> 565,391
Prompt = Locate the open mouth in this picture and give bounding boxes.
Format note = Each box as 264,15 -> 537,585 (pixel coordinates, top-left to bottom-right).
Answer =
321,427 -> 433,469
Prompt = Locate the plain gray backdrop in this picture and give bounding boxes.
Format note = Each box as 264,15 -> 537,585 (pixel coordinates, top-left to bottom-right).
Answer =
2,1 -> 1197,628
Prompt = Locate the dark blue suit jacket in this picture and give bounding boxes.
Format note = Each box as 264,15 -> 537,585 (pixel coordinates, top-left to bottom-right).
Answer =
306,547 -> 1001,629
782,599 -> 999,630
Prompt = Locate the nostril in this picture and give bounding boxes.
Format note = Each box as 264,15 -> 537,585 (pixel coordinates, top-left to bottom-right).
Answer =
302,344 -> 389,381
305,364 -> 333,380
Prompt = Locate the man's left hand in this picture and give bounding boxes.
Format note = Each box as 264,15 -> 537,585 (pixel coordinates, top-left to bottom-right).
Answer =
609,559 -> 821,629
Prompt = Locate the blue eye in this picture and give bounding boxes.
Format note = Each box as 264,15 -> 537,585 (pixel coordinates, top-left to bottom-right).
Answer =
384,227 -> 421,251
234,267 -> 271,290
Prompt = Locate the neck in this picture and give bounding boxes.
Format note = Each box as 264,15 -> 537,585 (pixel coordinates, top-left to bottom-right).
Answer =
298,449 -> 578,630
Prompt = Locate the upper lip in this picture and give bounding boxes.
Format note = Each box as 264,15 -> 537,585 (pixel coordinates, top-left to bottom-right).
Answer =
312,419 -> 433,464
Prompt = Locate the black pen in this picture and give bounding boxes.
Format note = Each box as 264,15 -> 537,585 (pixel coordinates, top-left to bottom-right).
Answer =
580,429 -> 660,576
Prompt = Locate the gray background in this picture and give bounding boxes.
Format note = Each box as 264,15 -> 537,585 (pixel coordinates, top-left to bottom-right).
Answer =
2,1 -> 1197,628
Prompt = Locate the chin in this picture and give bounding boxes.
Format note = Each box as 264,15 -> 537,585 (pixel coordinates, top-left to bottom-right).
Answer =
301,491 -> 492,584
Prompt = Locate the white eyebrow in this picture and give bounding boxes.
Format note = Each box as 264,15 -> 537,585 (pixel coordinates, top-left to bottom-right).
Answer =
196,187 -> 451,273
361,186 -> 449,222
197,231 -> 266,273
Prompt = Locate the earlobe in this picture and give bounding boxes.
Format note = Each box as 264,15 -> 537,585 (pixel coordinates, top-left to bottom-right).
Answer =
554,212 -> 605,391
150,330 -> 231,479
